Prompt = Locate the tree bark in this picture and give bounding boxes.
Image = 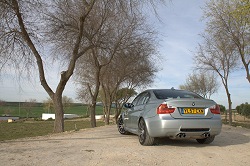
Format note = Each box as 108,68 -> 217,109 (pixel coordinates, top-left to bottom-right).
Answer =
224,80 -> 232,126
114,102 -> 120,124
225,109 -> 228,123
89,104 -> 97,128
238,47 -> 250,84
246,68 -> 250,83
104,104 -> 111,125
89,69 -> 101,128
226,92 -> 232,126
53,94 -> 64,133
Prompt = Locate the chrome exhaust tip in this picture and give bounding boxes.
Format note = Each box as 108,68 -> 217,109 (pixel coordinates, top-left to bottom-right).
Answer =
202,132 -> 210,138
176,133 -> 186,138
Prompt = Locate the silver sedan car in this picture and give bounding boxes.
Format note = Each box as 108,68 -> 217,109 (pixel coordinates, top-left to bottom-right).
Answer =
117,89 -> 222,146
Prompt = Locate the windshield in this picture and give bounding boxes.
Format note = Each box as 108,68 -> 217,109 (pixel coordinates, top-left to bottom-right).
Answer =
153,89 -> 203,99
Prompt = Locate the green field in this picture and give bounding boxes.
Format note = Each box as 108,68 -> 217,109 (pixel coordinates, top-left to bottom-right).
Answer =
0,102 -> 111,141
0,119 -> 105,141
0,102 -> 108,118
0,102 -> 115,141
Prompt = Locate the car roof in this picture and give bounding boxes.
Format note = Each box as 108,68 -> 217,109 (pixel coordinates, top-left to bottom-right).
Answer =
144,89 -> 190,92
143,89 -> 203,99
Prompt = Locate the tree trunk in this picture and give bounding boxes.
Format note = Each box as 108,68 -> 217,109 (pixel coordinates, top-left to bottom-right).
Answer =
103,103 -> 112,125
104,105 -> 111,125
238,48 -> 250,84
103,104 -> 107,120
53,94 -> 64,133
247,74 -> 250,84
225,87 -> 232,126
90,104 -> 96,128
88,56 -> 102,128
105,112 -> 110,125
225,109 -> 227,123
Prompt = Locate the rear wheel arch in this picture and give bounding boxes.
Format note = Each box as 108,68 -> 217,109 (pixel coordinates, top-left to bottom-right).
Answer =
138,118 -> 155,146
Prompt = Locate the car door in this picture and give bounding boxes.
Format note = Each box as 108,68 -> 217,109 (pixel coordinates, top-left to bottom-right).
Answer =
129,92 -> 150,130
125,95 -> 140,129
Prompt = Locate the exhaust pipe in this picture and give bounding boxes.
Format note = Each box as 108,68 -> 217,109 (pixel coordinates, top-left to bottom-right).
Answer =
202,132 -> 210,138
176,133 -> 186,138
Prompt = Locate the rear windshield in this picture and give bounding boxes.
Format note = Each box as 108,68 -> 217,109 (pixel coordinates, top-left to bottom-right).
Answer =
153,90 -> 203,99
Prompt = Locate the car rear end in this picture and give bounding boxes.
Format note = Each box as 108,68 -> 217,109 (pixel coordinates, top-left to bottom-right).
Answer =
144,90 -> 222,140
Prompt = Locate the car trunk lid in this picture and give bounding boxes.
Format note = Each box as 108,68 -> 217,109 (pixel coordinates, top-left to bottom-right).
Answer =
164,98 -> 216,119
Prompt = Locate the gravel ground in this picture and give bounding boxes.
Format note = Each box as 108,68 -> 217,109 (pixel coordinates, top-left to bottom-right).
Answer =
0,124 -> 250,166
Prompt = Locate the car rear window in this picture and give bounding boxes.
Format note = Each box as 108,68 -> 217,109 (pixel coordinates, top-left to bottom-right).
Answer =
153,90 -> 203,99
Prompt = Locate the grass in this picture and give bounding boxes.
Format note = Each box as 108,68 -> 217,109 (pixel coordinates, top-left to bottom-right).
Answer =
222,119 -> 250,129
0,103 -> 109,118
0,102 -> 114,141
0,119 -> 105,141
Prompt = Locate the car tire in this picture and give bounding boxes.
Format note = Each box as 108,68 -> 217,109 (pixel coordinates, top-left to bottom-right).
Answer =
138,119 -> 155,146
117,115 -> 129,135
196,136 -> 215,144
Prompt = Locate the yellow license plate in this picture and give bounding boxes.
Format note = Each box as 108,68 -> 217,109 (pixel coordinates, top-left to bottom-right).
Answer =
183,108 -> 204,114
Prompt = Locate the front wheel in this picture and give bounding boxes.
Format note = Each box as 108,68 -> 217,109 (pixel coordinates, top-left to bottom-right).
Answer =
138,119 -> 155,146
196,136 -> 215,144
117,115 -> 129,135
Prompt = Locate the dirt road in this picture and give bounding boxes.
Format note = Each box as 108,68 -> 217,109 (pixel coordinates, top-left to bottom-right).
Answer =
0,124 -> 250,166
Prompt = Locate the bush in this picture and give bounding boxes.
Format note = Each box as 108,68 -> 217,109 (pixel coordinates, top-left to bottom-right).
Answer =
236,102 -> 250,117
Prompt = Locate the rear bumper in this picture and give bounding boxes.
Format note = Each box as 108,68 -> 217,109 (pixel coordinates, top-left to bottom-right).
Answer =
145,115 -> 222,138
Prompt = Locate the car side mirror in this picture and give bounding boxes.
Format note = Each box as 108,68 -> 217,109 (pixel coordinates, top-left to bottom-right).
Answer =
124,103 -> 134,108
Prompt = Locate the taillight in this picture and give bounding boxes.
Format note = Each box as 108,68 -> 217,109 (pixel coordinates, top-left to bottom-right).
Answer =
157,104 -> 175,114
210,104 -> 220,114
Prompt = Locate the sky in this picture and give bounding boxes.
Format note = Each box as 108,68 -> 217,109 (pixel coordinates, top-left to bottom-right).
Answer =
0,0 -> 249,108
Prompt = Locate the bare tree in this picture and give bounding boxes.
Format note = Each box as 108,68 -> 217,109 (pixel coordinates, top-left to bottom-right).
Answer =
75,8 -> 138,127
204,0 -> 250,83
75,0 -> 160,127
195,32 -> 238,126
100,34 -> 158,125
179,71 -> 219,99
0,0 -> 96,132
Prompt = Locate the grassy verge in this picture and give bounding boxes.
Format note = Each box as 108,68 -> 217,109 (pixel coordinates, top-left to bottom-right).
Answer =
0,119 -> 105,141
222,120 -> 250,129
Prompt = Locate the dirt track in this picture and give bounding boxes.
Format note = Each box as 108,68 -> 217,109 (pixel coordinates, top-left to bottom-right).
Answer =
0,124 -> 250,166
